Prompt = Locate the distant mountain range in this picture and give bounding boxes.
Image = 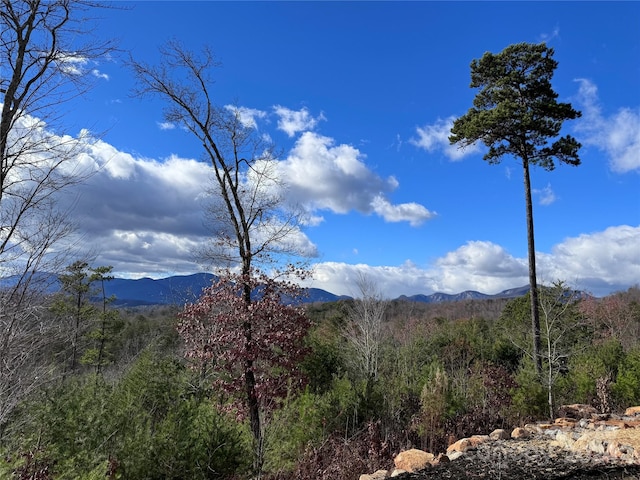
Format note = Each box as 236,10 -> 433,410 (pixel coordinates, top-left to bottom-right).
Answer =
105,276 -> 532,306
397,285 -> 531,304
0,272 -> 531,307
102,273 -> 349,307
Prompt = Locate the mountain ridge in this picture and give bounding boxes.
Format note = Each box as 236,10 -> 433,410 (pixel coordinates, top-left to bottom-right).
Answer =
83,274 -> 533,307
0,272 -> 531,307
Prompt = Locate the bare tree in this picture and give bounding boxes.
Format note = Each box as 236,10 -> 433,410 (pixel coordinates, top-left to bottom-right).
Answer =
0,0 -> 114,425
498,281 -> 586,419
130,41 -> 309,477
130,41 -> 306,276
344,273 -> 388,405
580,286 -> 640,351
0,290 -> 56,428
537,281 -> 586,418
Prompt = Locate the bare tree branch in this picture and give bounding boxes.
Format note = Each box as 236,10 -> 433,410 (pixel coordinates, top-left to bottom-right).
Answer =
0,0 -> 116,426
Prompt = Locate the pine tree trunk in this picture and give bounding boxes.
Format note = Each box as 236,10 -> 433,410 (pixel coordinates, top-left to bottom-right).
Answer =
523,159 -> 542,375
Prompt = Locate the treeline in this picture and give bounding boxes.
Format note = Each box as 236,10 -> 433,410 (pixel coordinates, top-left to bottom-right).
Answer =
1,278 -> 639,479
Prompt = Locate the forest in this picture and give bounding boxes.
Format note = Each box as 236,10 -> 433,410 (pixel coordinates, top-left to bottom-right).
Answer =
0,274 -> 639,479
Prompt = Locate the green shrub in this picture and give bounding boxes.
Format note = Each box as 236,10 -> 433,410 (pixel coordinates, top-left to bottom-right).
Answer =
565,340 -> 623,406
1,352 -> 250,479
613,348 -> 640,407
264,389 -> 333,473
510,359 -> 547,421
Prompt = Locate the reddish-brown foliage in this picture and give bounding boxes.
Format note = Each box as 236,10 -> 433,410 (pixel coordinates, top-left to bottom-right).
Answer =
580,289 -> 640,350
177,269 -> 311,417
265,421 -> 395,480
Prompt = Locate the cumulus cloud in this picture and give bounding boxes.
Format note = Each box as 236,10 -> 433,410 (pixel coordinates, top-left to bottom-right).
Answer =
39,133 -> 279,277
51,132 -> 636,298
52,52 -> 112,81
22,103 -> 632,300
433,241 -> 529,293
538,225 -> 640,293
370,196 -> 435,226
574,78 -> 640,173
273,106 -> 324,137
278,131 -> 434,225
411,116 -> 482,161
71,141 -> 213,237
90,230 -> 204,279
302,226 -> 640,298
5,98 -> 431,280
306,260 -> 437,299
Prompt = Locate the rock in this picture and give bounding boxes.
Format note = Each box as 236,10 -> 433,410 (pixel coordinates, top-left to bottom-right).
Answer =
587,438 -> 606,454
607,441 -> 624,459
446,435 -> 491,454
525,423 -> 543,434
447,451 -> 464,461
394,448 -> 434,472
511,427 -> 530,439
625,406 -> 640,416
446,438 -> 472,453
490,428 -> 510,440
469,434 -> 490,447
359,469 -> 388,480
554,417 -> 577,428
574,428 -> 640,453
365,406 -> 640,479
558,404 -> 597,419
553,431 -> 576,449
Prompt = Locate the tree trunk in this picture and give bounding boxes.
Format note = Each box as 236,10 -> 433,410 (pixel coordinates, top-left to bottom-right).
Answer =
523,158 -> 542,375
242,280 -> 263,477
245,356 -> 263,477
547,329 -> 554,419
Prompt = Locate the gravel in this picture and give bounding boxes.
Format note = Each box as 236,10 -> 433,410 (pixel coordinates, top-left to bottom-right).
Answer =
396,440 -> 640,480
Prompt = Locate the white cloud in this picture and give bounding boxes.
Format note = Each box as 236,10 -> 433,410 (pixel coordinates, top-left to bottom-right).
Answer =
8,105 -> 431,281
306,260 -> 436,299
302,226 -> 640,298
574,78 -> 640,173
56,53 -> 89,76
278,131 -> 434,226
433,241 -> 529,293
411,116 -> 482,160
21,107 -> 632,300
158,122 -> 175,130
370,196 -> 435,226
538,225 -> 640,293
273,106 -> 324,137
52,133 -> 635,298
62,139 -> 320,277
94,230 -> 203,278
533,183 -> 557,206
224,105 -> 267,129
71,140 -> 212,236
505,166 -> 513,180
91,69 -> 109,80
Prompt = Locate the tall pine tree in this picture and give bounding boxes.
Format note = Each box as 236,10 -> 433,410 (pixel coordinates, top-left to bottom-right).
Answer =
449,42 -> 581,374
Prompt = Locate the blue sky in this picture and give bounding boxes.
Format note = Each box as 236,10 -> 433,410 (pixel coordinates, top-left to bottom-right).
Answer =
51,1 -> 639,297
